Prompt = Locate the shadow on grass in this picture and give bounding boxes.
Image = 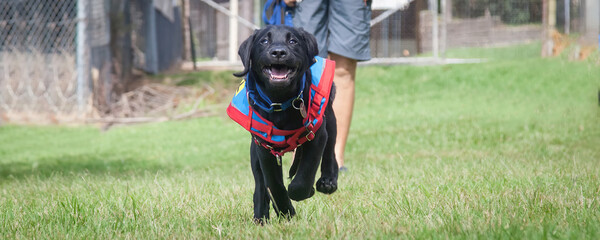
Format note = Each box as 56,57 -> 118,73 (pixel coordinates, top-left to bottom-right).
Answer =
0,153 -> 178,182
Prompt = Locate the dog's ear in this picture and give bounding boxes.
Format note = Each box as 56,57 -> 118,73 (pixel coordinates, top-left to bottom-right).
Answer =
298,28 -> 319,63
233,30 -> 257,77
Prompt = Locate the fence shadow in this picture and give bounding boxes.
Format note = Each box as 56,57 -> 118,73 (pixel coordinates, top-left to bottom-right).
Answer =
0,153 -> 176,182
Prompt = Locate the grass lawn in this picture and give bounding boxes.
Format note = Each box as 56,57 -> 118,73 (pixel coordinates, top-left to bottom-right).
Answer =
1,43 -> 599,239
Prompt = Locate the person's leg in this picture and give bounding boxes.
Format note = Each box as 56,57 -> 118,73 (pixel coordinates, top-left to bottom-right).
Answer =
292,0 -> 329,58
326,0 -> 371,169
329,52 -> 357,168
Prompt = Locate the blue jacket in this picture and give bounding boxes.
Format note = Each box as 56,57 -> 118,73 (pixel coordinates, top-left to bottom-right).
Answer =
262,0 -> 293,26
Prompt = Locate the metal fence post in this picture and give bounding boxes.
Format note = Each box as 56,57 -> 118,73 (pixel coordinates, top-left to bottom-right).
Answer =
147,0 -> 159,73
229,0 -> 239,63
429,0 -> 439,60
77,0 -> 90,114
564,0 -> 570,34
381,17 -> 389,58
441,0 -> 447,59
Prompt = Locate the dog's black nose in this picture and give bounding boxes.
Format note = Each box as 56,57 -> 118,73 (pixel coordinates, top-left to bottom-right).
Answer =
270,48 -> 287,59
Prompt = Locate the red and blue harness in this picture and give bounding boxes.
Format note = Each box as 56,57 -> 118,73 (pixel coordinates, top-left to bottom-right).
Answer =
227,56 -> 335,157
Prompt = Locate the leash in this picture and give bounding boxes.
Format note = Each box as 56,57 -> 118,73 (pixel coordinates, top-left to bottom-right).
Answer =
266,187 -> 280,213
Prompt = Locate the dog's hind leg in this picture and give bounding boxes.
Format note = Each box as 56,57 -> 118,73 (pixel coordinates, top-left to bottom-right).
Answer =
252,142 -> 296,219
316,105 -> 339,194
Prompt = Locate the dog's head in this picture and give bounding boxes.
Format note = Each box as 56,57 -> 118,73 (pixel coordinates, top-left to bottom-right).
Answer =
234,25 -> 318,97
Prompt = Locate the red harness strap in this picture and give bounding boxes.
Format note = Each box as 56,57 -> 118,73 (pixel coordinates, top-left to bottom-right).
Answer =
252,119 -> 317,158
249,60 -> 335,157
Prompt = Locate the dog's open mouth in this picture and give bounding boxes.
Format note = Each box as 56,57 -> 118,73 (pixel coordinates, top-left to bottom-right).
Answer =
263,64 -> 295,82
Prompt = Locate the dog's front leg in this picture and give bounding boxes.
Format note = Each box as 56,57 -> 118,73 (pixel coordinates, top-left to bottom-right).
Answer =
251,141 -> 296,220
250,142 -> 270,223
288,127 -> 327,201
317,109 -> 339,194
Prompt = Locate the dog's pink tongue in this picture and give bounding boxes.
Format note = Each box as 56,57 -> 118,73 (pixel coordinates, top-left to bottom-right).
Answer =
270,66 -> 288,79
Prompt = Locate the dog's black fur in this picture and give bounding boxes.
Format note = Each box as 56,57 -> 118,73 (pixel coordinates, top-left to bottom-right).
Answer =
234,25 -> 339,223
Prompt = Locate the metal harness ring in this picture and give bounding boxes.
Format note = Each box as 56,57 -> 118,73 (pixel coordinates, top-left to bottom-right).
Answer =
292,97 -> 304,110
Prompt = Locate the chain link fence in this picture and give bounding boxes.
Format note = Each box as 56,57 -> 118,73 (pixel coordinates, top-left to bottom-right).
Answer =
189,0 -> 597,65
419,0 -> 544,59
0,0 -> 88,123
438,0 -> 583,58
1,0 -> 597,124
188,0 -> 548,62
0,0 -> 184,124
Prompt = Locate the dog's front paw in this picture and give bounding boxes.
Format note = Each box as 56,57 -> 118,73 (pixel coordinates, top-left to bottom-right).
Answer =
288,182 -> 315,201
253,217 -> 267,226
316,177 -> 337,194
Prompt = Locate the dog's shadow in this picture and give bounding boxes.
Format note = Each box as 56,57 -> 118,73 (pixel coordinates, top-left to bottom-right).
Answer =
0,152 -> 173,182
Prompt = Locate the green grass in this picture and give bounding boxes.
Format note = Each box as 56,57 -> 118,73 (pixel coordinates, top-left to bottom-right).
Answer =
2,43 -> 600,239
445,43 -> 542,60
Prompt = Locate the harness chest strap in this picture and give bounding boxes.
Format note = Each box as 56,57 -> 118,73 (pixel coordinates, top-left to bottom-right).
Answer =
248,83 -> 328,157
252,117 -> 318,157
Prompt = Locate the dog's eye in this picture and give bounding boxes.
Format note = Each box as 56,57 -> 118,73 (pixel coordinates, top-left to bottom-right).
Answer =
288,39 -> 298,45
260,38 -> 269,45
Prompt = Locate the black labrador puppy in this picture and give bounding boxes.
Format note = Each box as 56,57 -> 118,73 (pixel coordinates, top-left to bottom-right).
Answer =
227,25 -> 339,223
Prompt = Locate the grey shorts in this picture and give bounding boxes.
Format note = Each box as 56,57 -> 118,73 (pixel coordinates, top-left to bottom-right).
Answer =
293,0 -> 372,61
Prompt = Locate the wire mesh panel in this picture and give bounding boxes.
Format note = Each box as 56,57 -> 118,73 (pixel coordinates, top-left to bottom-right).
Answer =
371,8 -> 419,58
429,0 -> 587,59
0,0 -> 88,123
419,0 -> 544,57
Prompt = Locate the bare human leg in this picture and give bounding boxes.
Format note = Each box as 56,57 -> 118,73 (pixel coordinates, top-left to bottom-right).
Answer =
328,52 -> 357,169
